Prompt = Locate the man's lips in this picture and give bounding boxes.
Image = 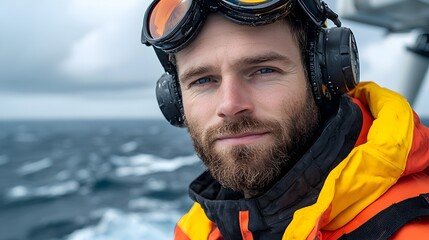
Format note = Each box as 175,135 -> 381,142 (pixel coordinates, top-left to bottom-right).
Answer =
215,132 -> 269,145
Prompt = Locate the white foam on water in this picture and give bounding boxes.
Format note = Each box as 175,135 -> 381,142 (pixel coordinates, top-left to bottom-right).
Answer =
112,154 -> 199,177
55,170 -> 71,181
146,178 -> 167,191
120,141 -> 139,153
34,181 -> 79,197
6,181 -> 80,200
7,185 -> 29,198
76,169 -> 91,180
128,197 -> 173,211
18,158 -> 53,175
66,208 -> 180,240
111,154 -> 156,166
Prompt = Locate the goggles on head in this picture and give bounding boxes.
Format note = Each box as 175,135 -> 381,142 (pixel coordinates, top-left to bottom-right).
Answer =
142,0 -> 340,53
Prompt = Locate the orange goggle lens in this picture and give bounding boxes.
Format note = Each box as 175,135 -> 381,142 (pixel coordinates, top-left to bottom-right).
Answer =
149,0 -> 192,40
232,0 -> 270,5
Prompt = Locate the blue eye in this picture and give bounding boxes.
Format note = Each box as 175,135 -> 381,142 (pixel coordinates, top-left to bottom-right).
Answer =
256,68 -> 274,74
194,78 -> 211,85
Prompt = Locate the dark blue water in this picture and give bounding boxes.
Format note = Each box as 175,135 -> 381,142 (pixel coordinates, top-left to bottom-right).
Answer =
0,119 -> 203,240
1,117 -> 428,240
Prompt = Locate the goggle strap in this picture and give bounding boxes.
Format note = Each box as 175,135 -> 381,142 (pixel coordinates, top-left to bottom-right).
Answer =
322,2 -> 341,27
296,0 -> 341,28
154,47 -> 176,74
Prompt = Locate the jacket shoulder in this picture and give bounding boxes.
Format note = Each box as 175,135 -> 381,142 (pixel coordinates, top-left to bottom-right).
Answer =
322,172 -> 429,239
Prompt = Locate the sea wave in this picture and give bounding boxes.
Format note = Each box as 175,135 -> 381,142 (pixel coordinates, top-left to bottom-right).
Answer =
128,197 -> 177,211
18,158 -> 53,175
112,154 -> 200,177
120,141 -> 139,153
6,181 -> 80,200
66,208 -> 180,240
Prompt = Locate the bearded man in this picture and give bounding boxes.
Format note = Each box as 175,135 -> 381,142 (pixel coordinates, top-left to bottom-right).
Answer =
142,0 -> 429,239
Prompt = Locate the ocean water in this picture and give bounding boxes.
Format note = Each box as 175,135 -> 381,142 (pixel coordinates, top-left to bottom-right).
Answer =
1,117 -> 428,240
0,119 -> 203,240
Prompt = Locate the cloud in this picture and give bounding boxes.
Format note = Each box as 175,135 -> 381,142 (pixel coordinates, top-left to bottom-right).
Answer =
60,0 -> 163,85
0,0 -> 163,95
0,0 -> 165,119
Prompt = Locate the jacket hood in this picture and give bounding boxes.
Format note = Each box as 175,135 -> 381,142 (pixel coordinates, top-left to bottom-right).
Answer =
286,82 -> 429,239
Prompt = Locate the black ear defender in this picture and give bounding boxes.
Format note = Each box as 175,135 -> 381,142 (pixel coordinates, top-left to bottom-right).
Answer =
309,26 -> 360,104
299,0 -> 360,104
155,73 -> 185,127
152,47 -> 186,128
324,27 -> 360,95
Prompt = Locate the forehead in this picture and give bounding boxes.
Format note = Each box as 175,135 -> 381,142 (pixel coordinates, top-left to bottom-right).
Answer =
175,14 -> 300,74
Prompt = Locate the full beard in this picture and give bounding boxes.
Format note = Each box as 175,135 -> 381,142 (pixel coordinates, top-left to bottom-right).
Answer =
186,89 -> 321,198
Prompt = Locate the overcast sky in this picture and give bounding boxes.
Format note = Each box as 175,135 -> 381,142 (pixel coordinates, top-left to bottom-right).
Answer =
0,0 -> 428,120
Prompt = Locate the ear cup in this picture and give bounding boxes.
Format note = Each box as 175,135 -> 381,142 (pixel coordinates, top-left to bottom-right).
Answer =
155,73 -> 185,127
324,27 -> 360,95
308,27 -> 360,104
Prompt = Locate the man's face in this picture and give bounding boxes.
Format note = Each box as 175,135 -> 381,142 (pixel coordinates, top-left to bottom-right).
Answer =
176,14 -> 320,197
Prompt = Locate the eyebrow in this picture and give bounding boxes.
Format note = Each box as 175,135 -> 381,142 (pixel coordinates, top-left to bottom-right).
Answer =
235,51 -> 294,67
178,51 -> 294,83
179,65 -> 214,85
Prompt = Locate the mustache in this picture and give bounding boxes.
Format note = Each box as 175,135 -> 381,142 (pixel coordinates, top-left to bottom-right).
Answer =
205,116 -> 279,143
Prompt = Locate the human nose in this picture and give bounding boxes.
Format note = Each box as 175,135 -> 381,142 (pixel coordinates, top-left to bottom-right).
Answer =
216,77 -> 254,119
